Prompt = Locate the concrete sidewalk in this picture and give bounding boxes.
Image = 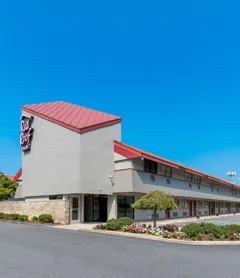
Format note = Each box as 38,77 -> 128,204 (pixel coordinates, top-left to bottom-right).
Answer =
52,213 -> 238,231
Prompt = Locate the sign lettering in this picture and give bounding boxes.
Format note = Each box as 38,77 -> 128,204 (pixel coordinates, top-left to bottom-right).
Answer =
20,114 -> 34,152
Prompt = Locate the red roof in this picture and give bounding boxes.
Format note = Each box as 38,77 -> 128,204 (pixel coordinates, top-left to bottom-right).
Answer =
7,176 -> 14,181
114,141 -> 238,189
22,101 -> 122,134
14,168 -> 22,181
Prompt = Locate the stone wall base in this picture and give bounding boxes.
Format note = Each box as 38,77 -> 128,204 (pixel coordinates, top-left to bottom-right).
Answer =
0,200 -> 70,224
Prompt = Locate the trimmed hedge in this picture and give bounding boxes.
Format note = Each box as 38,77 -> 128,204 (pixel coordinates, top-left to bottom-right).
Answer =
19,215 -> 28,222
118,217 -> 134,226
182,222 -> 240,239
181,223 -> 205,237
32,216 -> 39,222
38,214 -> 54,223
95,217 -> 134,231
0,213 -> 28,221
0,213 -> 54,223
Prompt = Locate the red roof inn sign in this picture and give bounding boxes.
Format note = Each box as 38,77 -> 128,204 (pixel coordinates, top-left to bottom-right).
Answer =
20,114 -> 34,152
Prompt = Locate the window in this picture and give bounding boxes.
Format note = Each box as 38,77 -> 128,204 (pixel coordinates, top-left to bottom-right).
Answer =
117,196 -> 134,219
202,201 -> 206,208
180,200 -> 188,208
175,199 -> 180,206
184,172 -> 201,184
203,201 -> 208,208
144,159 -> 157,174
189,183 -> 192,188
193,175 -> 201,184
49,195 -> 63,200
159,164 -> 172,177
197,201 -> 203,208
198,184 -> 201,190
209,180 -> 219,187
184,172 -> 190,181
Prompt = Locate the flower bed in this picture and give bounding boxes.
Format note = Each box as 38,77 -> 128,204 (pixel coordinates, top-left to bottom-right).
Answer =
94,222 -> 240,241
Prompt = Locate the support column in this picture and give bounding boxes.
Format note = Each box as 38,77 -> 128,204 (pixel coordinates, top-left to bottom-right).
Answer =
80,194 -> 84,223
107,194 -> 117,220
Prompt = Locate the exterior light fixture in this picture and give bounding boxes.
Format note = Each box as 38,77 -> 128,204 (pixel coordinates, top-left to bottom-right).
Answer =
109,175 -> 114,185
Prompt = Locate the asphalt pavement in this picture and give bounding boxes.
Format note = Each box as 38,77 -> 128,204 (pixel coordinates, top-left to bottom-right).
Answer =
178,214 -> 240,226
0,222 -> 239,278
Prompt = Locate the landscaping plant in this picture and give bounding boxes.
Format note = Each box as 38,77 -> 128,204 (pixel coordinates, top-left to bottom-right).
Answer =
32,216 -> 39,222
208,233 -> 214,241
95,217 -> 134,231
181,223 -> 205,238
94,220 -> 240,241
18,215 -> 28,221
38,214 -> 53,223
131,191 -> 178,227
0,172 -> 18,201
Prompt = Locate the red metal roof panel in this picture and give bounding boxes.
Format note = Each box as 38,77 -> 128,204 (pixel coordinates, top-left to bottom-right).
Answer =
22,101 -> 122,134
14,168 -> 22,181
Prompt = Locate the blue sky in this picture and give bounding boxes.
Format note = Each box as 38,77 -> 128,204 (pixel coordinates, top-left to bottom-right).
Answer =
0,1 -> 240,182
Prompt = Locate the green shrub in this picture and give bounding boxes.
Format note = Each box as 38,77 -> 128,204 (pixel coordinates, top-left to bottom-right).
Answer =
200,223 -> 217,234
208,233 -> 215,241
171,232 -> 178,239
118,217 -> 134,226
32,216 -> 39,222
104,217 -> 134,231
212,226 -> 227,239
4,214 -> 12,220
196,233 -> 203,241
38,214 -> 53,223
19,215 -> 28,222
200,223 -> 226,238
94,224 -> 106,229
10,214 -> 20,220
105,219 -> 122,230
0,213 -> 4,219
226,225 -> 240,235
182,223 -> 205,238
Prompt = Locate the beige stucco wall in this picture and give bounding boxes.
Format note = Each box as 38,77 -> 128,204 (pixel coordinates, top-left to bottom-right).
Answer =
0,200 -> 70,224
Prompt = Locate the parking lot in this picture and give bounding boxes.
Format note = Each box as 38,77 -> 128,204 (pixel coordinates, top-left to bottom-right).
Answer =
178,214 -> 240,227
1,219 -> 240,278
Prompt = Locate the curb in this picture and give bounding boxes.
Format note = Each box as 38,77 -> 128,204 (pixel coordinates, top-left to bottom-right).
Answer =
79,229 -> 240,246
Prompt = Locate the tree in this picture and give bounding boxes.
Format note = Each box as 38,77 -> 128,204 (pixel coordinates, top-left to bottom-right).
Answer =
131,191 -> 178,227
0,172 -> 18,201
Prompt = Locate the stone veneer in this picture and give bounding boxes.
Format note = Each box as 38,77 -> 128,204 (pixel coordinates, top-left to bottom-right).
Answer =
0,200 -> 70,224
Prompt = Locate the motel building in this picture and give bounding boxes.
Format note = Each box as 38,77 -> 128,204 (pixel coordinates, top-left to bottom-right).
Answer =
11,101 -> 240,224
